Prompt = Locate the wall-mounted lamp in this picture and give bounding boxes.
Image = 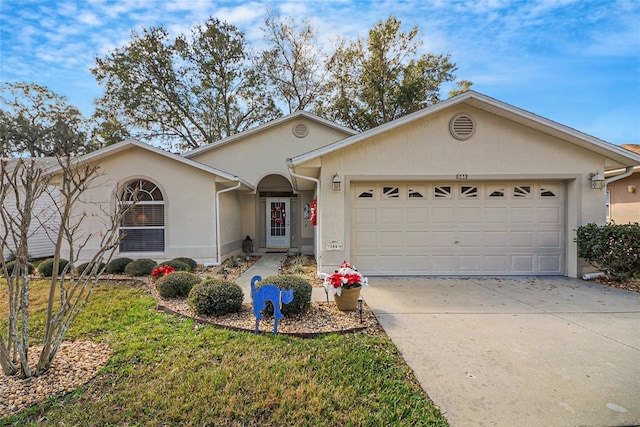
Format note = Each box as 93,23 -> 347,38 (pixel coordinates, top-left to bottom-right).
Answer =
629,185 -> 636,193
590,172 -> 605,189
332,173 -> 342,191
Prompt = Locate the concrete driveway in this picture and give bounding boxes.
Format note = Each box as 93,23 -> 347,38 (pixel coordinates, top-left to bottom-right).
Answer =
362,277 -> 640,427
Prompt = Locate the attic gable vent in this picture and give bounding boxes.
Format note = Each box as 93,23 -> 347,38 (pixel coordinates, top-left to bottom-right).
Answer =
293,123 -> 309,138
449,113 -> 476,140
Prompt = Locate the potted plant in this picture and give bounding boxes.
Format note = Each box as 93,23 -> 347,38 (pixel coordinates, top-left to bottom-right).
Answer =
321,260 -> 368,311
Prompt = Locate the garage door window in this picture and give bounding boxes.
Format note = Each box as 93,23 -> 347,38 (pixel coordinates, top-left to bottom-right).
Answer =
435,186 -> 452,198
514,186 -> 532,198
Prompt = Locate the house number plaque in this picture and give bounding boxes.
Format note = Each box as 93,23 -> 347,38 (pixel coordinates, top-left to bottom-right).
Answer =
326,240 -> 343,251
456,174 -> 468,180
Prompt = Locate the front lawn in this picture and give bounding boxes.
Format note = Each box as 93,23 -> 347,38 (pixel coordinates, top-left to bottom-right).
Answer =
1,281 -> 448,426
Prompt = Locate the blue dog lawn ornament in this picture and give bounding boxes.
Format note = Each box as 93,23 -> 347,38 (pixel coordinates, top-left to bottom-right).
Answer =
251,275 -> 294,335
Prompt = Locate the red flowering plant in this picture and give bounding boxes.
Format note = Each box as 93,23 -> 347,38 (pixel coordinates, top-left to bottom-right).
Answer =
151,265 -> 175,280
321,260 -> 368,296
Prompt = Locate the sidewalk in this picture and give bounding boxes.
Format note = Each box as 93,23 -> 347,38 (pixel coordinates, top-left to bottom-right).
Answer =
236,254 -> 329,303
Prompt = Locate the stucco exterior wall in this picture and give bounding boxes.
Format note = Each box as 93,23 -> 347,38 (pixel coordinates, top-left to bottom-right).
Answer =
65,146 -> 220,264
315,106 -> 608,277
190,118 -> 352,186
608,173 -> 640,224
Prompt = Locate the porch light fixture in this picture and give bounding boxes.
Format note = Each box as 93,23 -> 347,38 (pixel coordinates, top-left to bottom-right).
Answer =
590,172 -> 605,189
629,186 -> 636,193
332,173 -> 342,191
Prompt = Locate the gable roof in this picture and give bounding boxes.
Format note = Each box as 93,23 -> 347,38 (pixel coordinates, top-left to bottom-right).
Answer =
47,139 -> 254,190
287,91 -> 640,169
182,110 -> 358,159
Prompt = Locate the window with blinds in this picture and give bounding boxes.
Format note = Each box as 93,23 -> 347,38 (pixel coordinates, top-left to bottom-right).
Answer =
119,179 -> 165,252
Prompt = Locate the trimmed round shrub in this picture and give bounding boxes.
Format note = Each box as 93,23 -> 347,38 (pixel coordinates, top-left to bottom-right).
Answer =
157,259 -> 191,272
3,261 -> 35,276
171,257 -> 198,271
257,274 -> 312,316
124,258 -> 157,277
105,257 -> 133,274
188,279 -> 243,316
38,258 -> 70,277
76,261 -> 106,275
156,271 -> 202,298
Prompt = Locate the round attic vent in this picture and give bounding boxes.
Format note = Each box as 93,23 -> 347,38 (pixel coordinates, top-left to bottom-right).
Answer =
293,123 -> 309,138
449,113 -> 476,140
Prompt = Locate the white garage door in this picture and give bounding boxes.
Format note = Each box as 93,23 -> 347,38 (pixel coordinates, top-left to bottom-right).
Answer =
351,182 -> 565,275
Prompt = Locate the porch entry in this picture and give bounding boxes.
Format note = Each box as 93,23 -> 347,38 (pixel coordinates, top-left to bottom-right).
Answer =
266,198 -> 290,248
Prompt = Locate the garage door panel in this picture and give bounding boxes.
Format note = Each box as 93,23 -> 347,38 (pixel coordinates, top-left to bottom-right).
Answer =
485,255 -> 508,272
380,207 -> 403,224
407,231 -> 430,247
432,207 -> 456,223
485,231 -> 509,247
511,231 -> 534,248
431,231 -> 456,246
458,207 -> 482,223
354,207 -> 376,225
538,255 -> 561,273
351,182 -> 565,275
459,255 -> 482,272
538,230 -> 561,248
432,255 -> 456,272
380,231 -> 402,247
379,255 -> 403,272
407,207 -> 429,223
353,230 -> 376,248
511,255 -> 535,272
485,207 -> 508,222
458,231 -> 483,247
511,207 -> 535,223
537,206 -> 562,224
405,255 -> 431,271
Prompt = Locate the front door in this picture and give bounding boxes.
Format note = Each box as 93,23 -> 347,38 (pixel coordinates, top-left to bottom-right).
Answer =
266,198 -> 290,248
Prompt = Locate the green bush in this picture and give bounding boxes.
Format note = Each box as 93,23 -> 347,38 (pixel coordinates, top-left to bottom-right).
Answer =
105,257 -> 133,274
188,279 -> 243,316
576,222 -> 640,281
171,257 -> 198,271
157,260 -> 191,272
76,261 -> 106,275
124,259 -> 157,277
3,261 -> 35,276
156,271 -> 202,298
257,274 -> 312,316
37,258 -> 70,277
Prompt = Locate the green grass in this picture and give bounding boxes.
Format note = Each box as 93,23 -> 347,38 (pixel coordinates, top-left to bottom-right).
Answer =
1,281 -> 448,426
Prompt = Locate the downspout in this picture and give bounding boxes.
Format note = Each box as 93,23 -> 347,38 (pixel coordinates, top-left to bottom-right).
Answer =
287,165 -> 321,273
212,180 -> 242,266
605,166 -> 635,185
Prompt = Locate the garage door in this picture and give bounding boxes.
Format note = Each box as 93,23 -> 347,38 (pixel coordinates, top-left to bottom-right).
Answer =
351,182 -> 565,275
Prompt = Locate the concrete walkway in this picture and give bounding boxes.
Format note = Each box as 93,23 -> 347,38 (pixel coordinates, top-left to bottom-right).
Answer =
362,277 -> 640,427
236,254 -> 329,303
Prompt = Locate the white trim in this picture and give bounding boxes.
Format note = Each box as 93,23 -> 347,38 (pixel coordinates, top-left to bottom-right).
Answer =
288,91 -> 640,169
182,111 -> 357,158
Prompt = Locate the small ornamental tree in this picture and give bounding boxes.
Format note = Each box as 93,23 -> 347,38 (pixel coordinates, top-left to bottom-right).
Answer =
576,222 -> 640,281
0,82 -> 130,378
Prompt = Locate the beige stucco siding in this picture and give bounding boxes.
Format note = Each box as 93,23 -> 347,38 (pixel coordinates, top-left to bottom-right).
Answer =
66,146 -> 221,264
190,118 -> 352,186
315,106 -> 609,277
608,173 -> 640,224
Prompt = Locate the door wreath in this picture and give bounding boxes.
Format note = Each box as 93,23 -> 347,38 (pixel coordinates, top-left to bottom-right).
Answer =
271,205 -> 286,224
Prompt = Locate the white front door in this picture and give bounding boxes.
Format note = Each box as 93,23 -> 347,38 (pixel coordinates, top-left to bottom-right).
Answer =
266,198 -> 290,248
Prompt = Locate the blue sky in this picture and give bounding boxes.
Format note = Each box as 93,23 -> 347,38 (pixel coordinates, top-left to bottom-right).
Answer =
1,0 -> 639,146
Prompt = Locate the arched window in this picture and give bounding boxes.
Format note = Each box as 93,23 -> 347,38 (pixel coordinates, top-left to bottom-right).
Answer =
119,179 -> 164,252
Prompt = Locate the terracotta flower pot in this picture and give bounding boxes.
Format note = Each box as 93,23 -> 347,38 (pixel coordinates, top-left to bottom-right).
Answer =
333,286 -> 361,311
